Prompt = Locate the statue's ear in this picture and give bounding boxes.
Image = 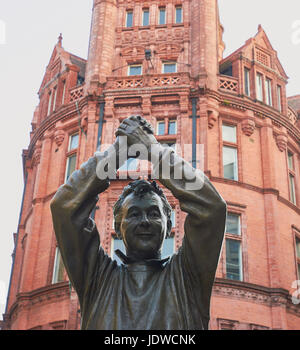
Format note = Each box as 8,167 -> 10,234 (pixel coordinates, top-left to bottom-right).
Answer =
166,218 -> 172,238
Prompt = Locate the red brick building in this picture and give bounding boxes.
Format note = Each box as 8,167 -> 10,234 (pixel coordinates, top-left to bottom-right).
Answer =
3,0 -> 300,330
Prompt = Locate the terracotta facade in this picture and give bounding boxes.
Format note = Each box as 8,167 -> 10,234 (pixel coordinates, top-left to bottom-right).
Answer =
3,0 -> 300,330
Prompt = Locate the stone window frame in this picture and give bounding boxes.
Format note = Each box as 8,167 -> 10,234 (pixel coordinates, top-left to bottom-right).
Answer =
155,116 -> 178,136
64,131 -> 80,183
125,9 -> 134,28
287,150 -> 297,205
220,203 -> 249,283
217,318 -> 239,330
142,7 -> 150,27
243,65 -> 251,97
175,5 -> 183,24
292,226 -> 300,282
220,120 -> 242,182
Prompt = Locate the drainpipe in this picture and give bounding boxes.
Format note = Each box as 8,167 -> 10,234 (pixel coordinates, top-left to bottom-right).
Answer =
191,97 -> 198,169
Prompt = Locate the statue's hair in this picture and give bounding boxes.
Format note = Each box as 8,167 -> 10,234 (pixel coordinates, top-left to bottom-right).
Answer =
113,180 -> 172,237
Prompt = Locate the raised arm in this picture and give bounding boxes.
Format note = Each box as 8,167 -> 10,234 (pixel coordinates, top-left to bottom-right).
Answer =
50,143 -> 119,304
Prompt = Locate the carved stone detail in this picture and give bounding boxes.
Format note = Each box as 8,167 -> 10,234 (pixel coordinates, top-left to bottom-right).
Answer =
54,129 -> 65,147
241,118 -> 256,136
276,133 -> 288,152
208,110 -> 219,129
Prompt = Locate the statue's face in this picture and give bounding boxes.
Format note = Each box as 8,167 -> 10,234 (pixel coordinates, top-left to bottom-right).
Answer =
119,191 -> 168,261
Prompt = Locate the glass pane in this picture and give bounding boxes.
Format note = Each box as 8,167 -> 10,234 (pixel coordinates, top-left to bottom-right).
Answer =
288,152 -> 294,170
222,125 -> 236,143
157,121 -> 165,135
129,65 -> 142,76
175,7 -> 182,23
119,158 -> 138,171
52,248 -> 64,283
226,239 -> 242,281
256,73 -> 263,101
290,174 -> 296,204
168,121 -> 177,134
159,8 -> 166,24
296,237 -> 300,258
126,11 -> 133,27
277,86 -> 282,112
112,237 -> 126,266
66,154 -> 77,180
298,263 -> 300,279
69,133 -> 79,151
226,214 -> 240,235
171,210 -> 176,228
265,79 -> 272,106
223,146 -> 238,180
244,68 -> 250,96
143,9 -> 149,26
163,63 -> 177,73
162,236 -> 174,259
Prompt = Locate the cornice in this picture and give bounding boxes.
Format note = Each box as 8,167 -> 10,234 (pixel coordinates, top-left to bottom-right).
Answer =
213,278 -> 300,317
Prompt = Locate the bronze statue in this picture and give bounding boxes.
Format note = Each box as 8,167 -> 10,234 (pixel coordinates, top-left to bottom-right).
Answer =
50,116 -> 227,330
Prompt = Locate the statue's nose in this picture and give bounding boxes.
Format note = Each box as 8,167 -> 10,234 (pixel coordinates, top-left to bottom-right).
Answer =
140,213 -> 150,227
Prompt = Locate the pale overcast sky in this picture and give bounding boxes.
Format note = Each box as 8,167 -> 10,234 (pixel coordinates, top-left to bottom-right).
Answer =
0,0 -> 299,319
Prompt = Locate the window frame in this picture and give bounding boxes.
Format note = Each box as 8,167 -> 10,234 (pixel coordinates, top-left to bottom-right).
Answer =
265,77 -> 273,106
142,8 -> 150,26
287,151 -> 297,205
222,124 -> 239,181
128,64 -> 142,76
65,132 -> 79,182
158,7 -> 166,25
277,85 -> 282,112
175,5 -> 183,24
224,212 -> 244,282
256,72 -> 264,102
126,10 -> 133,28
162,62 -> 177,74
244,67 -> 251,97
52,246 -> 65,284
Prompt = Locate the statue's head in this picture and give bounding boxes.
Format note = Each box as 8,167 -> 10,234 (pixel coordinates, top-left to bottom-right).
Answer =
113,180 -> 172,261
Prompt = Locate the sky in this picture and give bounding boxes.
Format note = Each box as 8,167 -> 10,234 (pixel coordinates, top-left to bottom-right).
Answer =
0,0 -> 299,320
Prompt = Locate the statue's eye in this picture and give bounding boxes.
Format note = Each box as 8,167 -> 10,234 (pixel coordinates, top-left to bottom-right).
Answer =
149,210 -> 160,219
129,211 -> 139,218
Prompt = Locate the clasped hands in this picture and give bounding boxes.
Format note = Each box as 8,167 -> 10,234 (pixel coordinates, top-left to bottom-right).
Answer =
114,116 -> 159,161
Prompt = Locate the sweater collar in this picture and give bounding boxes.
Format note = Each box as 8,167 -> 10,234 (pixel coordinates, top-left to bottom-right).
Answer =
114,249 -> 170,267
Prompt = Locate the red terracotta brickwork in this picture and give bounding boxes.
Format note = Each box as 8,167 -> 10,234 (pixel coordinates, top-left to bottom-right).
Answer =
3,0 -> 300,330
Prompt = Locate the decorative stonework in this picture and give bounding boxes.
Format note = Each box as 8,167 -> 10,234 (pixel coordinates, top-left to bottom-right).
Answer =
32,141 -> 42,167
275,133 -> 288,152
241,118 -> 256,136
208,109 -> 218,129
54,129 -> 65,147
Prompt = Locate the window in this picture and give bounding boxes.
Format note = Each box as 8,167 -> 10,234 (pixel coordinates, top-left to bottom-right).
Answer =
256,73 -> 263,101
47,90 -> 53,116
222,125 -> 238,181
162,236 -> 175,259
111,236 -> 126,266
296,237 -> 300,279
175,6 -> 182,24
244,68 -> 250,97
52,247 -> 65,283
126,10 -> 133,27
163,62 -> 177,73
65,133 -> 79,182
288,152 -> 297,205
277,85 -> 282,112
171,209 -> 176,228
265,78 -> 273,106
157,121 -> 165,135
119,158 -> 138,171
168,120 -> 177,135
225,213 -> 243,281
62,80 -> 66,105
142,8 -> 149,26
128,64 -> 142,76
159,7 -> 166,25
52,87 -> 58,112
